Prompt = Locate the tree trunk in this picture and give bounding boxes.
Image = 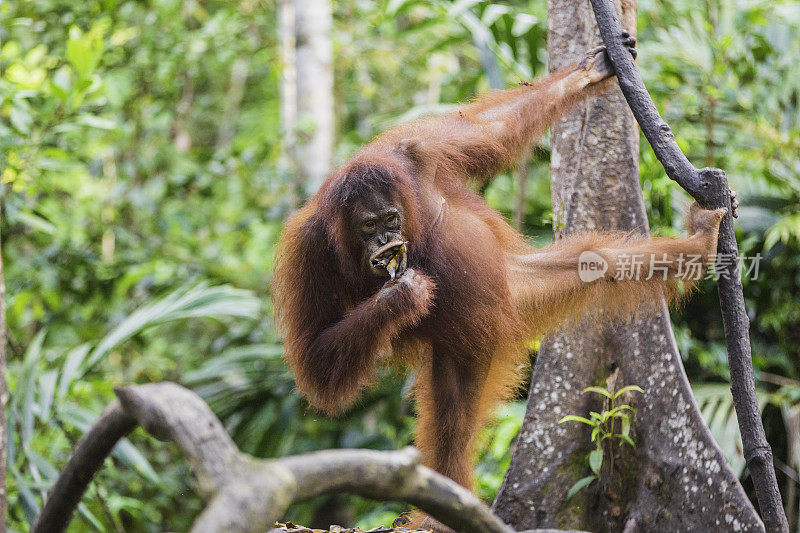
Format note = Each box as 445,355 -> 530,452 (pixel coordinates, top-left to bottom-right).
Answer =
215,57 -> 250,152
492,1 -> 764,531
0,218 -> 7,530
294,0 -> 334,197
279,0 -> 298,207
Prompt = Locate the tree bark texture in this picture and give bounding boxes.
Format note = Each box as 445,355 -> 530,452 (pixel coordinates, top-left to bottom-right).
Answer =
492,1 -> 763,531
294,0 -> 334,196
589,0 -> 788,529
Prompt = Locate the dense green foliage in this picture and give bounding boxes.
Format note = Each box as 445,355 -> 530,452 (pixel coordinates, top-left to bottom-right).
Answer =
2,0 -> 799,531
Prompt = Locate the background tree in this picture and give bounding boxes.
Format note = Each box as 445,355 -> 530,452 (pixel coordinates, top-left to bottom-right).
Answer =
278,0 -> 298,207
294,0 -> 334,197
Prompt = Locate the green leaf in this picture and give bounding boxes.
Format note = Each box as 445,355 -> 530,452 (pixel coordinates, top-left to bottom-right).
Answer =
113,438 -> 160,484
583,386 -> 612,398
589,447 -> 603,475
50,66 -> 72,101
613,385 -> 644,399
386,0 -> 420,16
183,344 -> 282,384
621,416 -> 631,438
66,27 -> 93,77
66,25 -> 103,78
481,4 -> 509,26
82,283 -> 260,375
57,344 -> 91,398
12,211 -> 57,235
608,405 -> 634,416
58,404 -> 100,432
558,415 -> 593,426
567,475 -> 597,499
13,470 -> 40,525
490,415 -> 524,457
9,107 -> 32,134
25,450 -> 59,480
618,434 -> 636,448
511,13 -> 538,37
77,503 -> 104,531
606,410 -> 633,420
18,329 -> 47,445
76,114 -> 117,130
37,370 -> 58,422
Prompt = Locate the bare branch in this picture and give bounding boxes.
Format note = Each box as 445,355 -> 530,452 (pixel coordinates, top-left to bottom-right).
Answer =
36,382 -> 588,533
115,382 -> 240,497
588,1 -> 787,531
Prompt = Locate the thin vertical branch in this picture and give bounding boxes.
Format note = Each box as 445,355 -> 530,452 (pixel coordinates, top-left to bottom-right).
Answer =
514,146 -> 533,231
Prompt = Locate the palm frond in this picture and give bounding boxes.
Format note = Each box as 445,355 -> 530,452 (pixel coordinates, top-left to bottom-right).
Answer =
693,383 -> 768,476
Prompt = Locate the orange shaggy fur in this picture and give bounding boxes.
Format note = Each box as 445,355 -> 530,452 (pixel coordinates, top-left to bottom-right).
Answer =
272,48 -> 725,514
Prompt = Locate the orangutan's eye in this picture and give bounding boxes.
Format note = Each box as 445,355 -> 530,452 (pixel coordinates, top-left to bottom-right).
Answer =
362,220 -> 377,233
386,213 -> 399,227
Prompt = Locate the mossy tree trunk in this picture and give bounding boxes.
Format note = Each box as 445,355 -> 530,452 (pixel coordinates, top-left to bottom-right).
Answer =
492,1 -> 764,531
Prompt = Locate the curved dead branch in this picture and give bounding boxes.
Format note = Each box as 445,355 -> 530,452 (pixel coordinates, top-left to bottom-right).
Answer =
33,381 -> 587,533
32,402 -> 136,533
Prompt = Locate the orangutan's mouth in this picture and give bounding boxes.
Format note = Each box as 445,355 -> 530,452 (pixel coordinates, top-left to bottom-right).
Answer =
369,240 -> 407,279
